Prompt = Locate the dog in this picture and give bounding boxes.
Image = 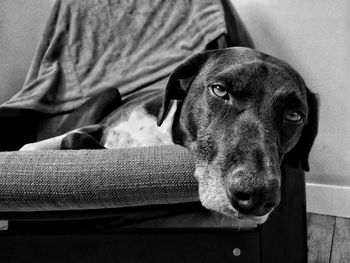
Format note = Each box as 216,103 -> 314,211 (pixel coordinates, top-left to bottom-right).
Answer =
20,47 -> 318,224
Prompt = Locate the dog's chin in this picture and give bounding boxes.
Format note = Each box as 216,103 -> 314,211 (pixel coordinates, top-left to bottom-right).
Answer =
209,206 -> 271,225
236,212 -> 271,225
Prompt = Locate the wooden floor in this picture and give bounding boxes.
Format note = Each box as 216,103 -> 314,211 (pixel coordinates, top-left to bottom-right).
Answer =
308,213 -> 350,263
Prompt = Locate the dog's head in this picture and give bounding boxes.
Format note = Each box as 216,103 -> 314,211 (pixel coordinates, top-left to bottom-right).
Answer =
158,47 -> 318,224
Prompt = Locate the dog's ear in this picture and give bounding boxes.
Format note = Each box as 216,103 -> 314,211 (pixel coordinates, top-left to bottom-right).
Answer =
287,88 -> 319,171
157,52 -> 209,126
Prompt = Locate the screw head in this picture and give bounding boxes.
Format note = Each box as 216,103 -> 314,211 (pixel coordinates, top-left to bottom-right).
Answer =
233,248 -> 241,256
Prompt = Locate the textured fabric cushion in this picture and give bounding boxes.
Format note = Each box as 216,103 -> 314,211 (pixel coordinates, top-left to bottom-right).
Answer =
0,145 -> 198,212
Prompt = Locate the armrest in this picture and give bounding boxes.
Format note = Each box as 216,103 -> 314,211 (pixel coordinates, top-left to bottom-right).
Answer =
0,145 -> 198,214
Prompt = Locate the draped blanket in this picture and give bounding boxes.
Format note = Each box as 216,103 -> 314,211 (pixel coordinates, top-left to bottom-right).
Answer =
1,0 -> 226,115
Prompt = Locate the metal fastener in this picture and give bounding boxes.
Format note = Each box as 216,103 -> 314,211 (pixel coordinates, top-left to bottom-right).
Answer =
233,248 -> 241,256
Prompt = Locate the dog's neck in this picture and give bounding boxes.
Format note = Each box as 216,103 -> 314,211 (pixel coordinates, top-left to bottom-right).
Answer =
169,101 -> 191,147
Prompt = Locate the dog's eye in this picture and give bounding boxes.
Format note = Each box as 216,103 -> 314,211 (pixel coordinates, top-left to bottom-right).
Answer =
284,111 -> 304,123
211,85 -> 228,99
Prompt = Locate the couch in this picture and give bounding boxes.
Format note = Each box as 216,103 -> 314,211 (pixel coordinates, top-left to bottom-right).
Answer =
0,0 -> 308,262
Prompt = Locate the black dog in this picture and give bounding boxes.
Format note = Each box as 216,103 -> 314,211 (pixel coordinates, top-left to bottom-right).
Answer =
21,47 -> 318,224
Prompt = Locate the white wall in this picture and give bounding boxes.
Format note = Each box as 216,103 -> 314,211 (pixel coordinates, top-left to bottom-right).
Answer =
233,0 -> 350,216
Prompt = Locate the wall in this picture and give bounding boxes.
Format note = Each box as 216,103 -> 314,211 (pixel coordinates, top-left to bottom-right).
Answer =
0,0 -> 54,104
233,0 -> 350,216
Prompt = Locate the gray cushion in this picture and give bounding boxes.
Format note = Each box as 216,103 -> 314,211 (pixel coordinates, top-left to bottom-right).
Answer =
0,145 -> 198,212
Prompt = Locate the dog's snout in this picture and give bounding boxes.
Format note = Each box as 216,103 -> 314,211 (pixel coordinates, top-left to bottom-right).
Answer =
227,172 -> 280,217
231,187 -> 279,216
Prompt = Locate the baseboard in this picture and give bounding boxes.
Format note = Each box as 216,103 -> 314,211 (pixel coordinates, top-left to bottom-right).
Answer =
306,183 -> 350,218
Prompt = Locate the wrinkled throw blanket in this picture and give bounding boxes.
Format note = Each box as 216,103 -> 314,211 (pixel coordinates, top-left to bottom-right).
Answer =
1,0 -> 227,114
0,0 -> 253,148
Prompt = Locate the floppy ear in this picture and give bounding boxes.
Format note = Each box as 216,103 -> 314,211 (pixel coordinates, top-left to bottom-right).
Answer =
287,88 -> 319,171
157,52 -> 209,126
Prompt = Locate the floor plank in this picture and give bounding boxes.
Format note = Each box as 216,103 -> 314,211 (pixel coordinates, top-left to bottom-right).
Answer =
308,213 -> 335,263
330,217 -> 350,263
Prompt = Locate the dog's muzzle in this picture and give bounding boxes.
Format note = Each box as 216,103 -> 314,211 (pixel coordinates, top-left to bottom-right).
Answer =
225,167 -> 281,217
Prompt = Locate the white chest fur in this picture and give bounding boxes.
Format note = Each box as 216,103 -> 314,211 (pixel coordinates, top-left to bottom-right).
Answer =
103,102 -> 177,149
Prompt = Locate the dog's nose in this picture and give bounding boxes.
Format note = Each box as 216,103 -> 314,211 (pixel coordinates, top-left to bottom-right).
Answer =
227,176 -> 280,216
